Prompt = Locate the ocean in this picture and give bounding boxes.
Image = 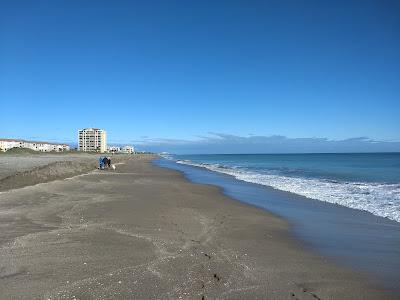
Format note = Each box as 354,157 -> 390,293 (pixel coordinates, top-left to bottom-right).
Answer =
169,153 -> 400,223
155,153 -> 400,291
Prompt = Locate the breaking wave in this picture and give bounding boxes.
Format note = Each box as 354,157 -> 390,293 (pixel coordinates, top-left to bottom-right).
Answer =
175,159 -> 400,223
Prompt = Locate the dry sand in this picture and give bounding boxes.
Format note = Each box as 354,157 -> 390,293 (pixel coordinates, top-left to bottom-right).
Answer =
0,154 -> 130,192
0,156 -> 396,299
0,154 -> 96,179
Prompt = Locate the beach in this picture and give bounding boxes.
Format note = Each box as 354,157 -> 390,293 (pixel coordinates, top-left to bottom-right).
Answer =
0,153 -> 131,192
0,156 -> 396,299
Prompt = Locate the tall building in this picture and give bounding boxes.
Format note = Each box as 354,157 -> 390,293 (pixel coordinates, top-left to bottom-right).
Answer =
78,128 -> 107,153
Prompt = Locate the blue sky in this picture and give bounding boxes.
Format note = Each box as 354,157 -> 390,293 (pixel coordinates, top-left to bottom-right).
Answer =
131,134 -> 400,154
1,0 -> 399,153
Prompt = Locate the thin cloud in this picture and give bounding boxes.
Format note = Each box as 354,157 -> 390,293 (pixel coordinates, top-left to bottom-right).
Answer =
133,133 -> 400,154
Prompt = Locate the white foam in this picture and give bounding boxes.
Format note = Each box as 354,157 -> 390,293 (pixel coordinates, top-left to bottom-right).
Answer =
176,160 -> 400,223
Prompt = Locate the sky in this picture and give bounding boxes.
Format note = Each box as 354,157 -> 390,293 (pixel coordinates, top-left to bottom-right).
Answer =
1,0 -> 399,153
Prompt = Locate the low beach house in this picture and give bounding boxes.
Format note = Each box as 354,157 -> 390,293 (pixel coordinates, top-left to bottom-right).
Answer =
0,139 -> 22,151
78,128 -> 107,153
122,146 -> 135,154
107,145 -> 135,154
107,146 -> 121,153
0,139 -> 70,152
30,141 -> 70,152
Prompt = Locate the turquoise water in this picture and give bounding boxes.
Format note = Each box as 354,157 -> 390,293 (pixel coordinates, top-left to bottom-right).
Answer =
167,153 -> 400,222
155,154 -> 400,292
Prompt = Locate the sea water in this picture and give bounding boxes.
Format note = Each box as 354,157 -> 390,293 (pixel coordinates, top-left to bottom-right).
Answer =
155,153 -> 400,291
170,153 -> 400,223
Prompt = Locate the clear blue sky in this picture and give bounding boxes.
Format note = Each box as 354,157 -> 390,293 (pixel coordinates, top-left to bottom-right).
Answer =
1,0 -> 399,152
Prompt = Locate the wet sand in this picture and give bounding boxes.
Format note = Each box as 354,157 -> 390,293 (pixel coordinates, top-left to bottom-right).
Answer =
0,157 -> 396,299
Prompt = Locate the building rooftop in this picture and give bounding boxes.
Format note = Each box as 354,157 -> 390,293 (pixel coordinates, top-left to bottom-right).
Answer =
0,138 -> 68,146
79,128 -> 104,131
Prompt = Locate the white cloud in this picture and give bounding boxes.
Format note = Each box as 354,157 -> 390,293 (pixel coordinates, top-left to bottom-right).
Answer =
132,133 -> 400,154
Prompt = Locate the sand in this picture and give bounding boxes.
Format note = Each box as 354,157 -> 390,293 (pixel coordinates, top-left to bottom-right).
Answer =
0,154 -> 95,179
0,156 -> 396,299
0,154 -> 131,192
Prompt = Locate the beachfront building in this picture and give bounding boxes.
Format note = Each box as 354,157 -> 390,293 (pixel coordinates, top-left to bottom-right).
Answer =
107,146 -> 121,153
29,141 -> 69,152
0,139 -> 21,151
121,145 -> 135,154
107,145 -> 135,154
0,139 -> 70,152
78,128 -> 107,153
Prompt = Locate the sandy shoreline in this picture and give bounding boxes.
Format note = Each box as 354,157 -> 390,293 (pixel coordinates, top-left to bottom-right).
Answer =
0,156 -> 396,299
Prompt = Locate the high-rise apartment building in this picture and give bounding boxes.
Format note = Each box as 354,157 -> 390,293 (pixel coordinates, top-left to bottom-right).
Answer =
78,128 -> 107,153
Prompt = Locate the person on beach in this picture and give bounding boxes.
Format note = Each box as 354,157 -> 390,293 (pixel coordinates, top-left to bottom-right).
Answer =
99,156 -> 104,170
102,157 -> 109,169
107,157 -> 111,168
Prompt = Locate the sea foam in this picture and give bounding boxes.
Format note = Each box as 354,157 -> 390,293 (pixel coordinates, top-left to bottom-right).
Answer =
175,159 -> 400,223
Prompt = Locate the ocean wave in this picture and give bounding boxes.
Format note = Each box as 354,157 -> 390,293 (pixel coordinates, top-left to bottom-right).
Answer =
176,160 -> 400,223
